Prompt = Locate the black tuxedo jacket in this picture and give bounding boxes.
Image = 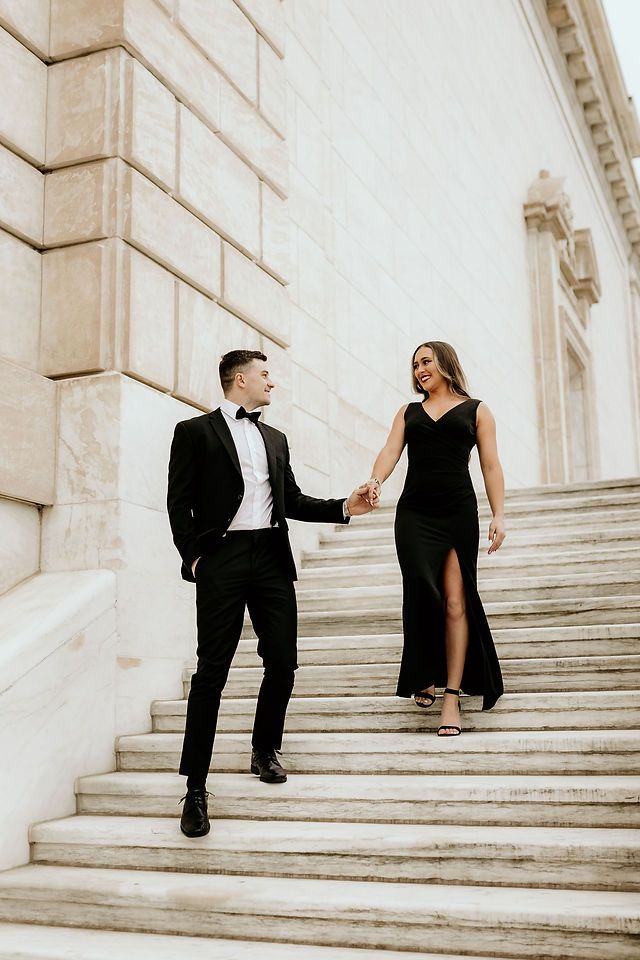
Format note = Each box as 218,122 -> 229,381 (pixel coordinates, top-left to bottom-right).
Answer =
167,408 -> 350,582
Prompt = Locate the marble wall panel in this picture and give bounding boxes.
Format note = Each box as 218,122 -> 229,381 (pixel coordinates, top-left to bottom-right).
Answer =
0,229 -> 41,370
44,158 -> 118,247
219,78 -> 288,197
0,0 -> 50,58
258,35 -> 286,136
222,241 -> 290,346
41,499 -> 122,571
121,166 -> 222,298
0,357 -> 56,504
0,26 -> 46,164
49,0 -> 124,57
0,142 -> 43,245
0,571 -> 116,870
49,0 -> 221,131
261,181 -> 290,283
260,336 -> 293,435
119,375 -> 191,512
53,374 -> 121,506
122,0 -> 221,131
292,406 -> 330,472
0,497 -> 40,596
175,282 -> 261,410
123,246 -> 175,392
40,239 -> 116,377
178,104 -> 260,258
178,0 -> 257,104
123,55 -> 177,192
235,0 -> 285,56
46,49 -> 121,168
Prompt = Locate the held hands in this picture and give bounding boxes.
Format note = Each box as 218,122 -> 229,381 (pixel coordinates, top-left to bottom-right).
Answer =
488,516 -> 506,554
346,482 -> 380,516
363,478 -> 381,507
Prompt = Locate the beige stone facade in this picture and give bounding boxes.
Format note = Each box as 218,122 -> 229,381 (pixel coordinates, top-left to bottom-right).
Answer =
1,0 -> 639,867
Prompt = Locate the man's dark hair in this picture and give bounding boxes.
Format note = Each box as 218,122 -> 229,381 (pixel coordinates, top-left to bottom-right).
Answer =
219,350 -> 267,392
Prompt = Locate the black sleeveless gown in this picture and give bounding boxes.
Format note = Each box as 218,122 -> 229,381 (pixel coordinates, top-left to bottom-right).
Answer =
394,399 -> 503,710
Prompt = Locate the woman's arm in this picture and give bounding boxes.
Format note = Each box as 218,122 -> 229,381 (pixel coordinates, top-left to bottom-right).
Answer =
476,402 -> 506,554
364,405 -> 408,504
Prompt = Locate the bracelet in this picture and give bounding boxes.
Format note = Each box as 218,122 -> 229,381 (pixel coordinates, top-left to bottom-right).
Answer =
368,477 -> 381,486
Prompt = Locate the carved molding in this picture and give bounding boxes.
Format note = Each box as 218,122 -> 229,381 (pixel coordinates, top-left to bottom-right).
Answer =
546,0 -> 640,259
524,171 -> 600,482
524,170 -> 601,307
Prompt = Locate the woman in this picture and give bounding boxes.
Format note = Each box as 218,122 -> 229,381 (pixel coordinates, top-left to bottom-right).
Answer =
364,341 -> 505,735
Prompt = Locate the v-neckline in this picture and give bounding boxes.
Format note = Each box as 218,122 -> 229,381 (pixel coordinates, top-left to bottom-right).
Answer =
420,397 -> 474,424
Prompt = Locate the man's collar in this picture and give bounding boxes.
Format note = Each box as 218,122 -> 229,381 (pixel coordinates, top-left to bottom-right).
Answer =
220,397 -> 241,419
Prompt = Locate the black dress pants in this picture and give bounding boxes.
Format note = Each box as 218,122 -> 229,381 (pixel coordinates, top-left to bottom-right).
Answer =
179,529 -> 298,786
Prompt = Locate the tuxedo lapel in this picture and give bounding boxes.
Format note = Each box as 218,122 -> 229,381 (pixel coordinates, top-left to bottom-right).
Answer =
208,408 -> 242,478
256,420 -> 279,491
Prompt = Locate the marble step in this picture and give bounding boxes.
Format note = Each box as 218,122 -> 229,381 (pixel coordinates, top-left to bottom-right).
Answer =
75,771 -> 640,828
206,654 -> 640,698
116,729 -> 640,775
153,691 -> 640,734
0,924 -> 513,960
301,542 -> 640,571
28,815 -> 640,892
290,597 -> 640,634
0,865 -> 637,958
296,551 -> 640,599
319,523 -> 640,550
487,476 -> 640,498
295,571 -> 640,610
353,501 -> 640,532
382,484 -> 640,514
234,624 -> 640,664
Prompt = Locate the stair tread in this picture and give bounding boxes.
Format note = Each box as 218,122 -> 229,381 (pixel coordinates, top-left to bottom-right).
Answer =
0,865 -> 638,928
0,923 -> 511,960
209,653 -> 640,675
154,689 -> 640,713
118,729 -> 640,752
30,815 -> 640,855
297,570 -> 640,592
76,770 -> 640,802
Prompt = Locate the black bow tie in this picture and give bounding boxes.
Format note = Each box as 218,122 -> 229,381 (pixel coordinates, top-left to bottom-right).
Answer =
236,406 -> 261,424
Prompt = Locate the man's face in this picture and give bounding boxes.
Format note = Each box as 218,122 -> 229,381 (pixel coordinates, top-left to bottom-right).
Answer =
239,359 -> 275,409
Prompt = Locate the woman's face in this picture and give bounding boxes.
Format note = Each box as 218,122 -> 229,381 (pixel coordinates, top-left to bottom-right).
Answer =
413,347 -> 444,393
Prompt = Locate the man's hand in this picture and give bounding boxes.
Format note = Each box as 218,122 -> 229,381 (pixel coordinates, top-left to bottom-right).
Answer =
363,479 -> 381,507
346,483 -> 378,516
191,557 -> 200,576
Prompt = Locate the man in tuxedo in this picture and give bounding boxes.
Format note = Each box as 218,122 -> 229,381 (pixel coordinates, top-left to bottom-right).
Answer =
167,349 -> 375,837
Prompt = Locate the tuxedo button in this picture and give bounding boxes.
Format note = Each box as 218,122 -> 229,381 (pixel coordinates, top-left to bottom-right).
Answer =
237,494 -> 242,501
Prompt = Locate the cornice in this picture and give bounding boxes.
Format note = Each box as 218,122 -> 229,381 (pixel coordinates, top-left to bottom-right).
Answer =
546,0 -> 640,262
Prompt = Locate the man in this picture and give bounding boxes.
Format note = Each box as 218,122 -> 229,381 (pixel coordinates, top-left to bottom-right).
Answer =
167,349 -> 375,837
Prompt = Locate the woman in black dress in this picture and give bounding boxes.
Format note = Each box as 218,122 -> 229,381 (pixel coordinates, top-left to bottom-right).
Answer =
364,341 -> 506,735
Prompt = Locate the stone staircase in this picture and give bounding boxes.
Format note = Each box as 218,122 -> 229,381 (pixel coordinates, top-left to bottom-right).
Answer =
1,478 -> 639,958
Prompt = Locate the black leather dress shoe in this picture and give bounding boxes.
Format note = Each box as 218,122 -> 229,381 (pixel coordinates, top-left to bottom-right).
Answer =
179,787 -> 210,837
250,748 -> 287,783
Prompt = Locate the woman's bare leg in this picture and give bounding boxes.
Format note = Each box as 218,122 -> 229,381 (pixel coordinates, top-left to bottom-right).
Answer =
440,547 -> 469,731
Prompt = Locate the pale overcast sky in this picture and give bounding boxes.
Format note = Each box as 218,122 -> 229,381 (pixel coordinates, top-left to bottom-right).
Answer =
601,0 -> 640,180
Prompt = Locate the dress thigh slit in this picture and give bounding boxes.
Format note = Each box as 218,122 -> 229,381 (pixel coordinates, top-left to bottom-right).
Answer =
394,505 -> 502,710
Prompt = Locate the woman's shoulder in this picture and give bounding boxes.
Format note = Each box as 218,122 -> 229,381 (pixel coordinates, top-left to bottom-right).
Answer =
401,401 -> 423,421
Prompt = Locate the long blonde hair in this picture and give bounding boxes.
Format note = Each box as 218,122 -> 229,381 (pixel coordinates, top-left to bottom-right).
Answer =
411,341 -> 470,398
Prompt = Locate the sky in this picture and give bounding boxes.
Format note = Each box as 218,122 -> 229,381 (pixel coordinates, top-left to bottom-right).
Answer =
601,0 -> 640,180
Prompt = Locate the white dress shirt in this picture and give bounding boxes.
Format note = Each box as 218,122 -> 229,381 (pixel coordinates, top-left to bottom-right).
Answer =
220,397 -> 274,530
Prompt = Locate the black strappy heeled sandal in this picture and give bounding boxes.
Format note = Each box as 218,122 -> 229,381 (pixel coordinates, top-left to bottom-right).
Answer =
437,687 -> 462,736
414,685 -> 436,708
